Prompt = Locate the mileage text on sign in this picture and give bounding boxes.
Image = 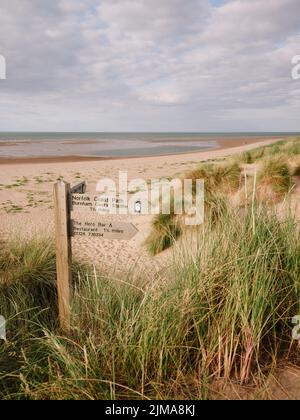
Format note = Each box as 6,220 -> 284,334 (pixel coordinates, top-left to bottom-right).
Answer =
71,219 -> 138,240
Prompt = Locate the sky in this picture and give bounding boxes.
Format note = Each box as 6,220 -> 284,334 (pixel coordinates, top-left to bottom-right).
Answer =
0,0 -> 299,132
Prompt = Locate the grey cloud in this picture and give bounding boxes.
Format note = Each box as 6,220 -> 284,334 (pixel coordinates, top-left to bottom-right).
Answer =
97,0 -> 211,42
0,0 -> 299,131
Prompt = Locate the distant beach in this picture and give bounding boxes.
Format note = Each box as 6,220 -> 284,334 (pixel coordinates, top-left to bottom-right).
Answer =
0,132 -> 295,163
1,135 -> 300,399
0,136 -> 282,272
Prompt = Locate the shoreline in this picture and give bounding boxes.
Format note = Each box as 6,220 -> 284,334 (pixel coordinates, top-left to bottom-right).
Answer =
0,135 -> 291,276
0,136 -> 285,166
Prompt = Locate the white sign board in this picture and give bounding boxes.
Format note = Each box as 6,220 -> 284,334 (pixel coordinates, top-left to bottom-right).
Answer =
71,194 -> 96,212
71,194 -> 129,214
71,219 -> 138,240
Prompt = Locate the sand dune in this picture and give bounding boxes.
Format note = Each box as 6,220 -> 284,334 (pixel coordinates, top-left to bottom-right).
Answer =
0,138 -> 281,273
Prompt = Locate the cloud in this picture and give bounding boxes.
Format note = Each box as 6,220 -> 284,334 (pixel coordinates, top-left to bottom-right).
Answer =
200,0 -> 300,45
0,0 -> 299,131
97,0 -> 211,42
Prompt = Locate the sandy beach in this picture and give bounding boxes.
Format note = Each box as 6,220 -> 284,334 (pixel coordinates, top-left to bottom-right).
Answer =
0,135 -> 284,164
0,137 -> 281,273
2,1 -> 300,400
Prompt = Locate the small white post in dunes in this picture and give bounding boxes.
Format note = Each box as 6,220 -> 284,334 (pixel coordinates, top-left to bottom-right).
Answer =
53,181 -> 72,331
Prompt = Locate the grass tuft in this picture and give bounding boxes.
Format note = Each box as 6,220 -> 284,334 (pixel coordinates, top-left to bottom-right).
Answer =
1,207 -> 300,399
145,213 -> 182,255
257,156 -> 293,200
185,161 -> 241,195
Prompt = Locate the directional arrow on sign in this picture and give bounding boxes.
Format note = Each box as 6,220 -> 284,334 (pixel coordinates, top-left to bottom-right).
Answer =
71,219 -> 139,240
71,181 -> 87,195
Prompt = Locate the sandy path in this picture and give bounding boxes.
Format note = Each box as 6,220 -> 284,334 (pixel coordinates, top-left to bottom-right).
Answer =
0,138 -> 280,273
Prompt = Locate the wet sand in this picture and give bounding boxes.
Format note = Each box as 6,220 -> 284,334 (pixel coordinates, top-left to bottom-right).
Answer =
0,136 -> 283,165
0,137 -> 282,275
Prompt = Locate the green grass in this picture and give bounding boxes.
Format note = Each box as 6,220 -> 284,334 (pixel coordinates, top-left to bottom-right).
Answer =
257,155 -> 293,197
1,137 -> 300,399
0,236 -> 87,318
145,138 -> 300,255
145,162 -> 241,254
236,138 -> 300,164
0,207 -> 300,400
185,161 -> 241,195
1,201 -> 25,214
282,138 -> 300,156
145,213 -> 182,255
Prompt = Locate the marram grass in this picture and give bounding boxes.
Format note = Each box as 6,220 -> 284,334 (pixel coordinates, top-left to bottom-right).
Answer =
146,137 -> 300,255
145,213 -> 182,255
145,161 -> 241,255
257,155 -> 293,199
0,206 -> 300,400
236,137 -> 300,164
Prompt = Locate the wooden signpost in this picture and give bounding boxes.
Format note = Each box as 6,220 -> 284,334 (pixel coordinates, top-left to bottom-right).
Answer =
53,181 -> 72,331
53,180 -> 138,331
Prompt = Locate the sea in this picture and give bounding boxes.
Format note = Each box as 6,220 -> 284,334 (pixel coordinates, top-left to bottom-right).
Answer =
0,132 -> 298,159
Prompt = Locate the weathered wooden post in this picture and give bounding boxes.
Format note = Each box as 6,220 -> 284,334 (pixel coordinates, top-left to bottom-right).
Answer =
53,179 -> 138,331
53,181 -> 72,331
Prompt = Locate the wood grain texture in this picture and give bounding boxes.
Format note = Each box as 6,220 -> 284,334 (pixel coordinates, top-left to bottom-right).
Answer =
53,181 -> 72,331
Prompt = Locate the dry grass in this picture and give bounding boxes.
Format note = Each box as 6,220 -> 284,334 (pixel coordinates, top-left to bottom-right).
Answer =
257,156 -> 294,202
185,161 -> 241,195
145,213 -> 182,255
1,137 -> 300,399
1,207 -> 300,400
145,139 -> 300,254
145,162 -> 241,254
236,138 -> 300,165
